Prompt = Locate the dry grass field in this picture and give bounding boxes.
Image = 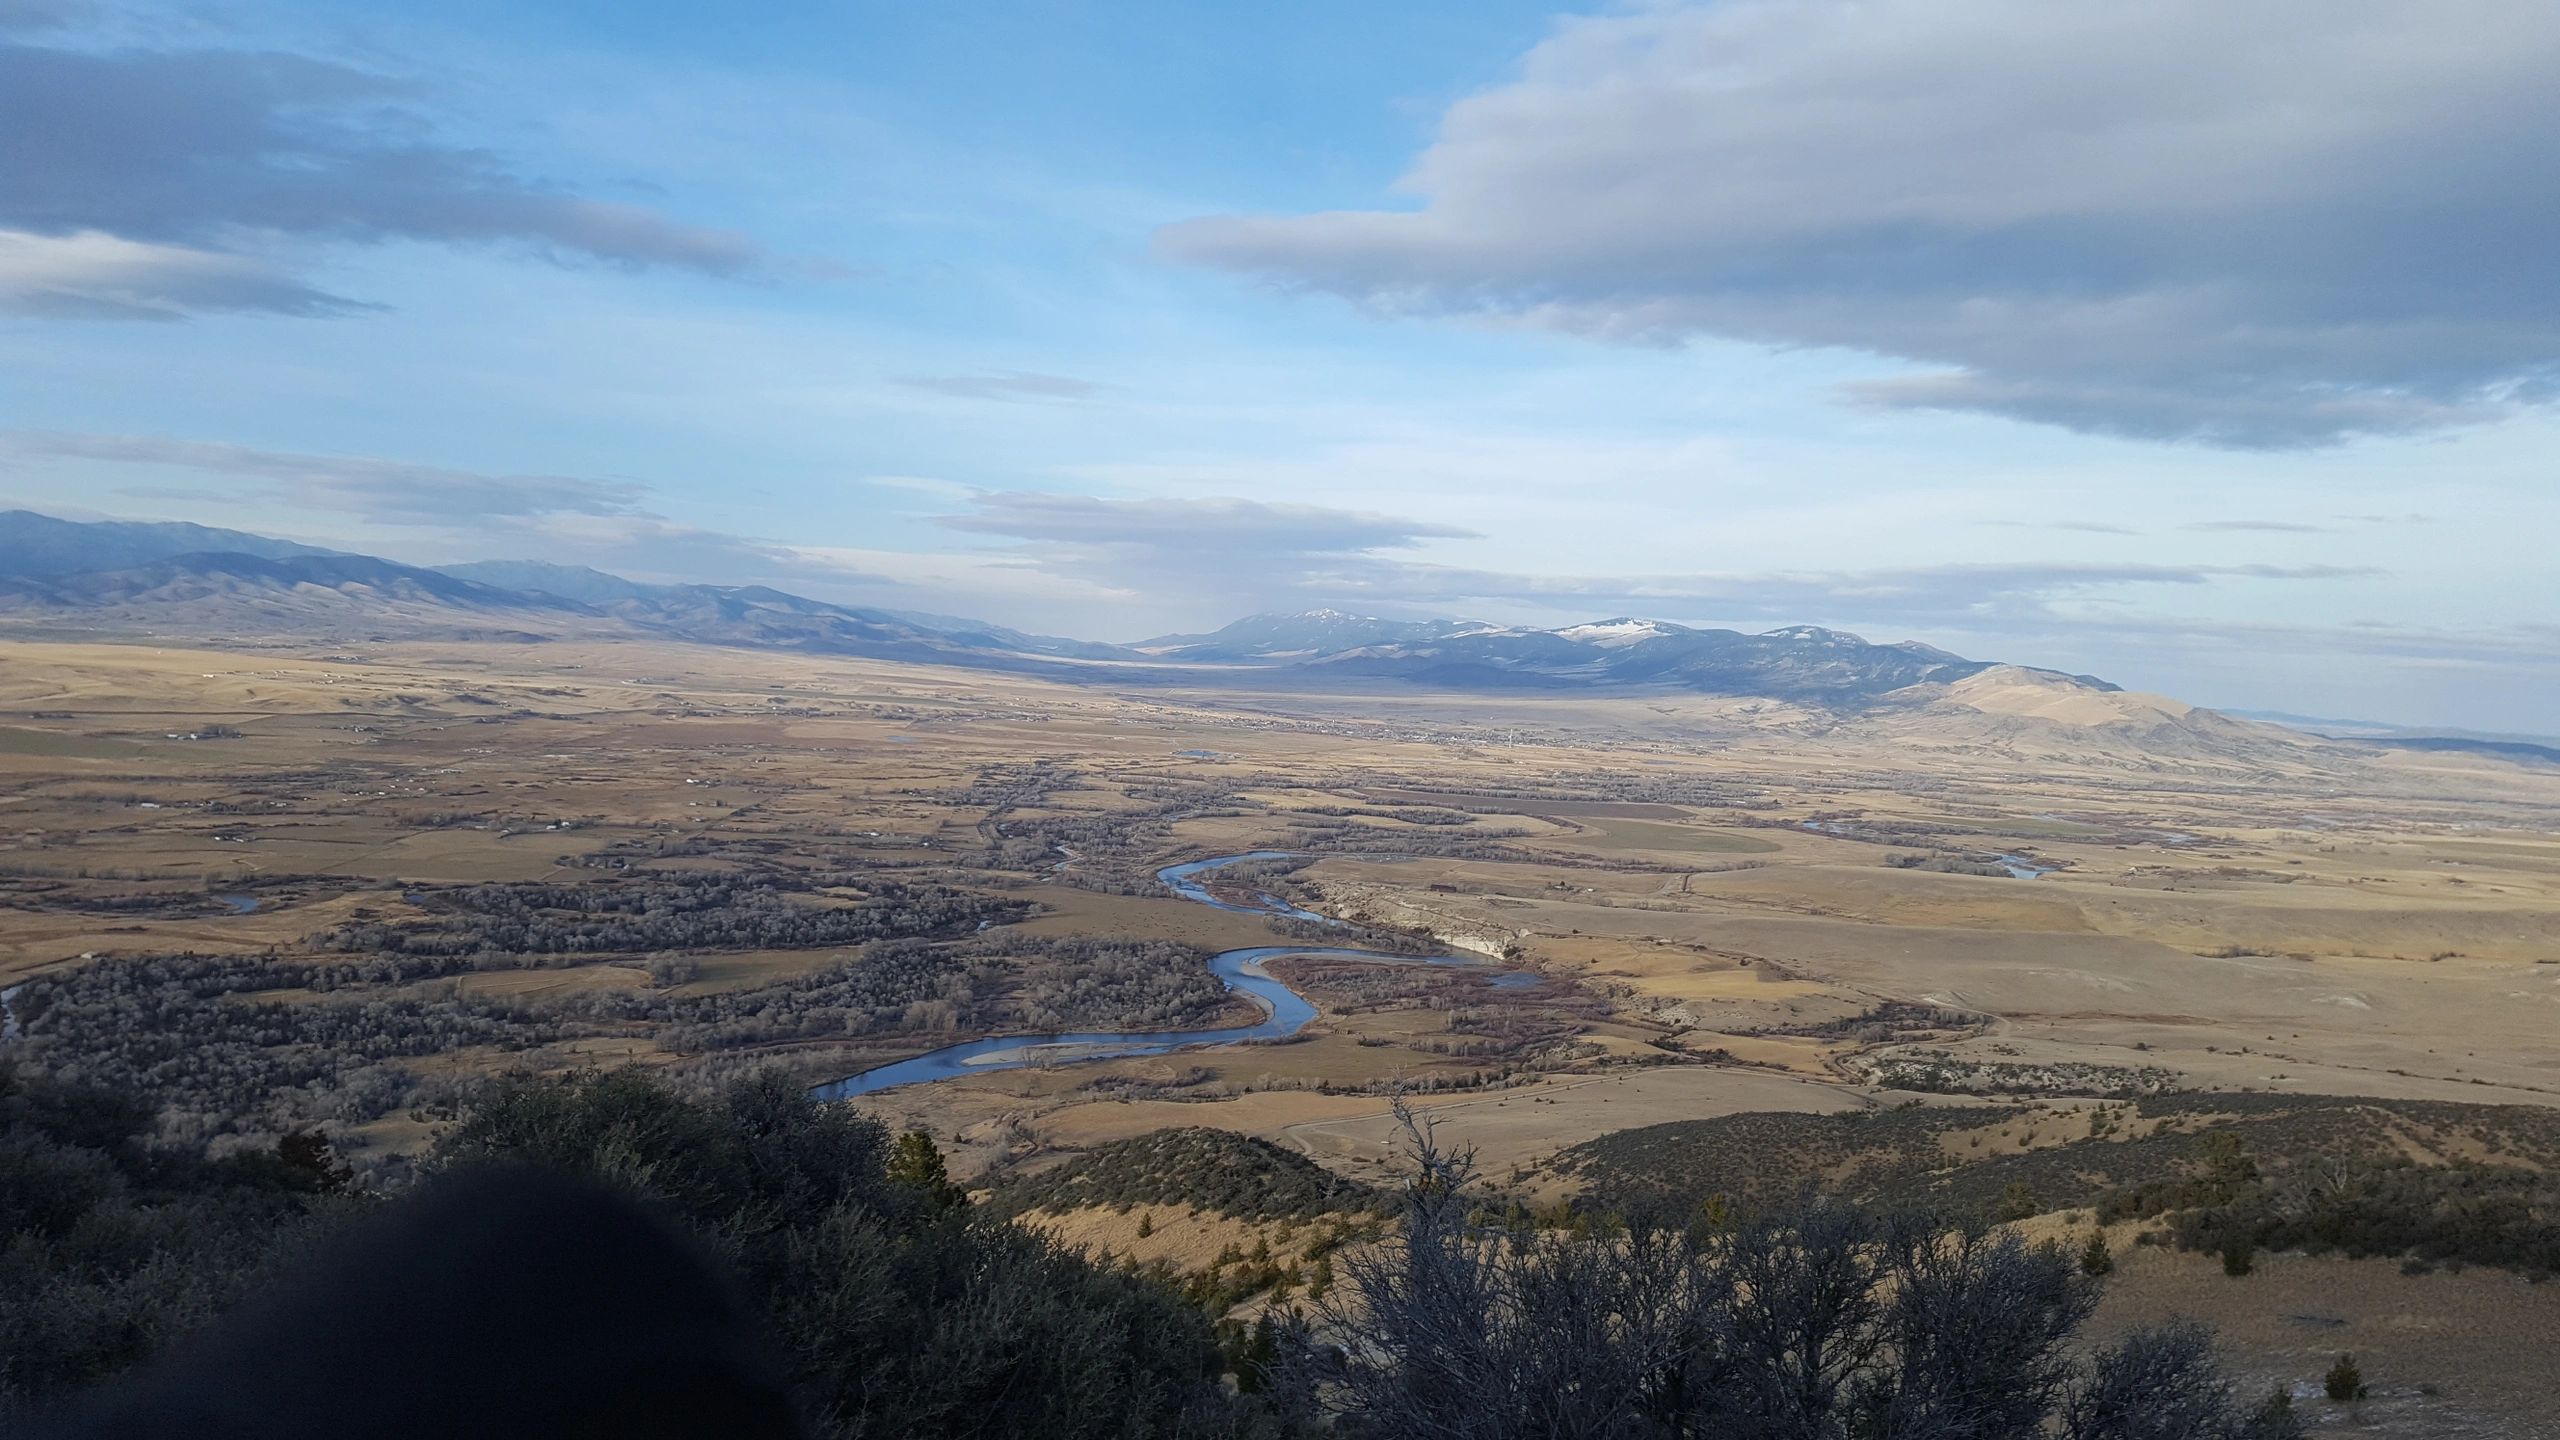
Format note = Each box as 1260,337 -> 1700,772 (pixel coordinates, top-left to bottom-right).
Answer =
2090,1244 -> 2560,1439
5,631 -> 2558,1429
5,632 -> 2556,1131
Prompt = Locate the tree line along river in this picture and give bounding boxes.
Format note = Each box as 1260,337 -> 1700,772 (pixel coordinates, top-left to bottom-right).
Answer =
810,852 -> 1498,1098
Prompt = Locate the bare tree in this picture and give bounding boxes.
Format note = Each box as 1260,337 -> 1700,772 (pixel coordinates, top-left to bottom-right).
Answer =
1292,1097 -> 1713,1439
1290,1099 -> 2280,1440
2060,1323 -> 2302,1440
1860,1217 -> 2095,1438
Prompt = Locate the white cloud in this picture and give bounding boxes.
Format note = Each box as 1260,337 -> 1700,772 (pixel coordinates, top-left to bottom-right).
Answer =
783,544 -> 1135,606
1309,558 -> 2376,627
0,430 -> 647,521
1164,0 -> 2560,447
929,490 -> 1476,617
0,31 -> 759,320
0,430 -> 806,580
939,490 -> 1473,553
0,229 -> 355,319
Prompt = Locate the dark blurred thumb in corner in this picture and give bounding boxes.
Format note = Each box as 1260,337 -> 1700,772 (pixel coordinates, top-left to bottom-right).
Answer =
29,1165 -> 808,1440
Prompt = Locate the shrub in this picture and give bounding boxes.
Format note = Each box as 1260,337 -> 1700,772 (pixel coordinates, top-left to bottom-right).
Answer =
9,1068 -> 1267,1439
2060,1323 -> 2304,1440
989,1127 -> 1377,1222
0,1064 -> 365,1400
1283,1101 -> 2290,1440
433,1071 -> 1245,1438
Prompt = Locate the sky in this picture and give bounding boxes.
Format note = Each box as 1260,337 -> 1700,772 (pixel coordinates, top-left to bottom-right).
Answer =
0,0 -> 2554,730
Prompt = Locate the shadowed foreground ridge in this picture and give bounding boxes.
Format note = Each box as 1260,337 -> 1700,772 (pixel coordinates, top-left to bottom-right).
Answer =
9,1068 -> 2311,1439
31,1167 -> 803,1440
3,1066 -> 1248,1439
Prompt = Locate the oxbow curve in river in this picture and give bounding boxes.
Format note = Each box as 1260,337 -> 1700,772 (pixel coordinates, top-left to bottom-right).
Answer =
809,853 -> 1489,1099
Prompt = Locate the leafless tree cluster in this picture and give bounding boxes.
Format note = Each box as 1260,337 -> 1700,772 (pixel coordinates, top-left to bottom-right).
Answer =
1285,1102 -> 2300,1440
644,935 -> 1237,1049
1340,770 -> 1772,811
325,875 -> 1021,956
12,951 -> 556,1137
9,924 -> 1236,1136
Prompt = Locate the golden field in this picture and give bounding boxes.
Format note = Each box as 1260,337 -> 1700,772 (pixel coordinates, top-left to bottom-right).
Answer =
5,633 -> 2556,1141
5,632 -> 2558,1433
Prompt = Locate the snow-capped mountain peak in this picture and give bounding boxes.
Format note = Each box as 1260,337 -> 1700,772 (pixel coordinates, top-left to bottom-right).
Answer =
1135,610 -> 2033,703
1551,618 -> 1683,648
1759,625 -> 1868,647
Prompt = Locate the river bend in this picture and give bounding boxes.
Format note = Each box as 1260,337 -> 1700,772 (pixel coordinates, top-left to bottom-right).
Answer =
811,853 -> 1486,1099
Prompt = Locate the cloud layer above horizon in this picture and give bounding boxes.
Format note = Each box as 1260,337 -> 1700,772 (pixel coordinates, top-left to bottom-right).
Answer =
0,23 -> 755,318
0,0 -> 2553,730
1164,0 -> 2560,447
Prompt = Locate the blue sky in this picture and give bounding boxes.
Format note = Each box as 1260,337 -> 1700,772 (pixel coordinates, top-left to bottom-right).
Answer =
2,0 -> 2555,730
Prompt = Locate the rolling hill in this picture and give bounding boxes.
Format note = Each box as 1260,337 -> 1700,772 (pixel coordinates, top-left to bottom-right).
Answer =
0,514 -> 2407,768
0,551 -> 587,640
0,519 -> 1133,665
0,509 -> 342,577
1140,608 -> 1487,660
1156,610 -> 2056,704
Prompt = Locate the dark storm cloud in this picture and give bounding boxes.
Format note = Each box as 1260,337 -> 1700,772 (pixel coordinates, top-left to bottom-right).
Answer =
0,32 -> 757,317
1163,0 -> 2560,448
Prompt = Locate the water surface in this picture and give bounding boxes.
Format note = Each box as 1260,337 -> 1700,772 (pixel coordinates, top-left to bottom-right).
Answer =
811,853 -> 1485,1098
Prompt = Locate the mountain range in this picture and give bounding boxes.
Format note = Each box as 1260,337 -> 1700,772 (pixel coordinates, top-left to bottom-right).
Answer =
0,510 -> 340,577
0,514 -> 2080,704
1139,610 -> 2124,703
0,512 -> 2380,757
0,513 -> 1119,668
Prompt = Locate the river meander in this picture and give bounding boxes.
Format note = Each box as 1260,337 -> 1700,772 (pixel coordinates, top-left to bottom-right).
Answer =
810,852 -> 1488,1099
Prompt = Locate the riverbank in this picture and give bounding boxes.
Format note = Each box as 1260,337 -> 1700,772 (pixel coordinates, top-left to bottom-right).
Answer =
810,854 -> 1489,1099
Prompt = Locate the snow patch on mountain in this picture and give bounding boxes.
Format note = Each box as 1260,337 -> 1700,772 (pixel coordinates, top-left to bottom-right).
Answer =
1552,618 -> 1684,647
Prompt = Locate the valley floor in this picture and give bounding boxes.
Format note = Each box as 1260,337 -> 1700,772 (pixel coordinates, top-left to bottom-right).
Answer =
4,632 -> 2557,1429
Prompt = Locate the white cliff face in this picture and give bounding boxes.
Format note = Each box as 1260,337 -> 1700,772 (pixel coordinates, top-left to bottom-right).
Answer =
1329,883 -> 1523,959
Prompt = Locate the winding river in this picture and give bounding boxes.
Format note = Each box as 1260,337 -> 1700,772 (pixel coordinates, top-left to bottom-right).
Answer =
809,853 -> 1490,1099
